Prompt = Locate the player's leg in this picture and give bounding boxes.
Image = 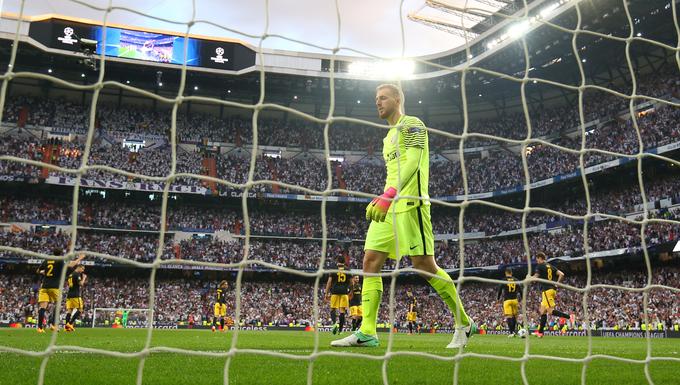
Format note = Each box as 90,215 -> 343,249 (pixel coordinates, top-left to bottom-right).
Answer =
351,306 -> 363,331
330,308 -> 337,326
330,249 -> 387,347
405,207 -> 473,348
349,306 -> 357,331
330,296 -> 340,334
73,299 -> 83,328
36,291 -> 48,333
332,218 -> 392,347
64,300 -> 73,331
65,303 -> 72,326
411,255 -> 470,327
220,305 -> 226,332
358,250 -> 388,335
338,307 -> 346,333
503,300 -> 512,336
550,291 -> 569,319
70,309 -> 80,329
506,300 -> 519,336
536,292 -> 549,336
212,304 -> 219,332
46,290 -> 59,330
411,255 -> 473,347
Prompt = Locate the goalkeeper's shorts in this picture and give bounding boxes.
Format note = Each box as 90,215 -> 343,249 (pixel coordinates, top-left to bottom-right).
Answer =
364,205 -> 434,260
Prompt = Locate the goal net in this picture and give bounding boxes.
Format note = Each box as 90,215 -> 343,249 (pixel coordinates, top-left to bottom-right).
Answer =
91,308 -> 152,329
0,0 -> 679,384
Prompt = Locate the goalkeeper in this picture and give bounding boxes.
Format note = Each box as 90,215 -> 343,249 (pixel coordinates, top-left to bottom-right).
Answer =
332,84 -> 474,349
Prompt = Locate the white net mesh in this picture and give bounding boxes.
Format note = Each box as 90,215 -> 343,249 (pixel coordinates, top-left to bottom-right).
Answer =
0,0 -> 679,385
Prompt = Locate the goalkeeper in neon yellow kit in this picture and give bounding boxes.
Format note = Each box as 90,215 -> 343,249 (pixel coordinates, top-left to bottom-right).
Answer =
331,84 -> 475,349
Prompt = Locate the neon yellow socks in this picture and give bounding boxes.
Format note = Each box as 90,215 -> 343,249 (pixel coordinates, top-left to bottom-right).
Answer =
358,276 -> 383,336
427,268 -> 470,327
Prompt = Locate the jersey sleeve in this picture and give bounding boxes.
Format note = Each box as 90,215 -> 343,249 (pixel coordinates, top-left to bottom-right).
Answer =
400,116 -> 426,149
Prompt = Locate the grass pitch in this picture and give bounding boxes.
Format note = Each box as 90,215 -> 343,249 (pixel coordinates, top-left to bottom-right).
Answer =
1,328 -> 679,385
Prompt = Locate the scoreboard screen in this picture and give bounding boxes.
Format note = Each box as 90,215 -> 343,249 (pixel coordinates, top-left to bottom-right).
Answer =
93,27 -> 200,66
28,18 -> 255,71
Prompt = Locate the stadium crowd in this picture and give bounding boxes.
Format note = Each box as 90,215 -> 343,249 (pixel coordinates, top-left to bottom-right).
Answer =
2,96 -> 680,197
0,201 -> 678,270
1,266 -> 678,332
2,68 -> 676,151
1,166 -> 679,238
1,67 -> 678,196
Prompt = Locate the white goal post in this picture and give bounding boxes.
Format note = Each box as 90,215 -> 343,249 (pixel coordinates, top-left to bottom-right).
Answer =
91,308 -> 152,329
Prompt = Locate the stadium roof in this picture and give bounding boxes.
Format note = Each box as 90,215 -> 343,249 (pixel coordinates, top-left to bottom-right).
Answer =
1,0 -> 521,58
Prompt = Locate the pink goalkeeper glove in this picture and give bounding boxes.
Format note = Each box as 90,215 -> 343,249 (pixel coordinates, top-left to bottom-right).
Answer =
365,187 -> 397,222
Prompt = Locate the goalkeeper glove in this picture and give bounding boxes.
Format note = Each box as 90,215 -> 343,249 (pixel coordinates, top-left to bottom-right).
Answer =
365,187 -> 397,222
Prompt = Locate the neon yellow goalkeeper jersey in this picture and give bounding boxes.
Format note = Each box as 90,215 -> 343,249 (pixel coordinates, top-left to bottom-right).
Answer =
382,114 -> 430,213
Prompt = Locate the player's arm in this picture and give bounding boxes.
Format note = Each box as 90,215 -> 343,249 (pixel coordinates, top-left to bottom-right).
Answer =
36,261 -> 46,276
66,253 -> 85,268
497,285 -> 504,301
556,269 -> 565,284
324,276 -> 332,300
367,118 -> 426,222
81,273 -> 87,287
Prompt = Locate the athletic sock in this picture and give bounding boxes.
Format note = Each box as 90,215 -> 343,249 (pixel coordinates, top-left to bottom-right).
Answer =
330,309 -> 337,324
213,317 -> 218,328
427,268 -> 470,327
552,309 -> 570,319
38,308 -> 46,329
358,276 -> 383,336
71,310 -> 80,325
539,314 -> 547,333
338,312 -> 345,333
408,322 -> 413,334
507,317 -> 515,333
65,311 -> 72,325
350,319 -> 357,331
220,317 -> 225,330
356,317 -> 362,330
48,311 -> 56,327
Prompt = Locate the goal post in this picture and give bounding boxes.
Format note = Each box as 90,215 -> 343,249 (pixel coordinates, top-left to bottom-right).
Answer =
91,308 -> 152,329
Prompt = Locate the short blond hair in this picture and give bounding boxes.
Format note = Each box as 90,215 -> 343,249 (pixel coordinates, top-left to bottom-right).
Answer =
376,83 -> 405,114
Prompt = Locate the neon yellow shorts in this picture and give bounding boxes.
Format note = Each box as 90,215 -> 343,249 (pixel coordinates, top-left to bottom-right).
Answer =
364,205 -> 434,260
